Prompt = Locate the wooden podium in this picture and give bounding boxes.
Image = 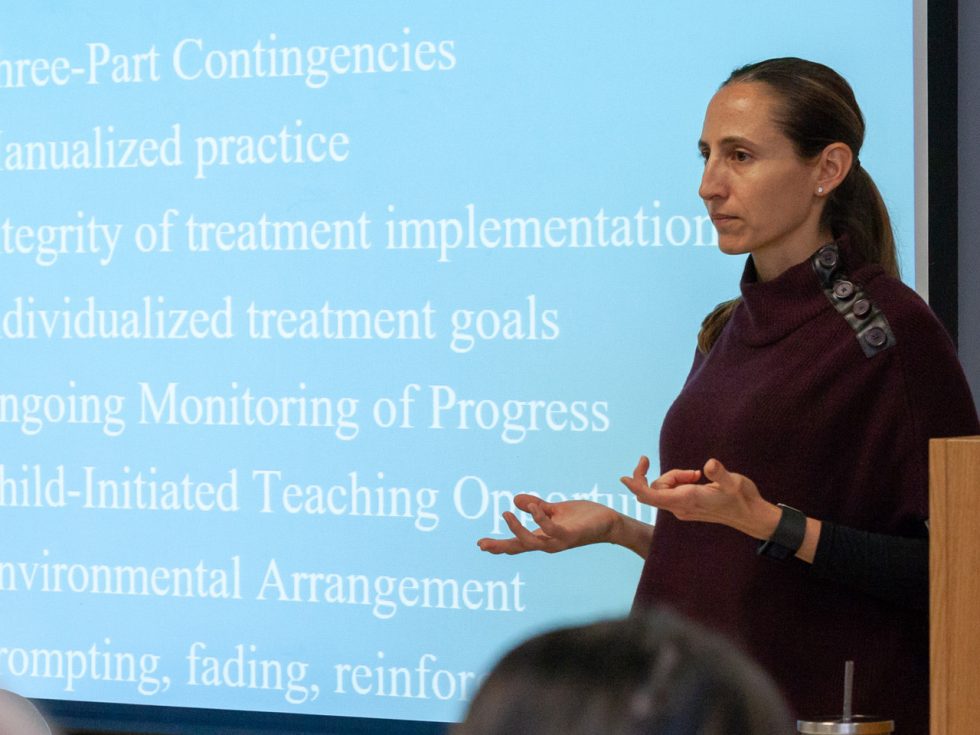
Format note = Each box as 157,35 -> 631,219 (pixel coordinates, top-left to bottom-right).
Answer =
929,436 -> 980,735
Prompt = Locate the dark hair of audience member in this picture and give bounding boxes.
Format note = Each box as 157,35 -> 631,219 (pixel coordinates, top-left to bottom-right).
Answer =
454,609 -> 793,735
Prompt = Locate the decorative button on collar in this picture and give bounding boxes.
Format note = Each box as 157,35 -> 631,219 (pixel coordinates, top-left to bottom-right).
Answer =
833,280 -> 855,300
817,248 -> 838,268
811,242 -> 896,358
865,326 -> 888,348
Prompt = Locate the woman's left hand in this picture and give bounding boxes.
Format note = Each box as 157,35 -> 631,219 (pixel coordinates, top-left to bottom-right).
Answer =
620,455 -> 780,540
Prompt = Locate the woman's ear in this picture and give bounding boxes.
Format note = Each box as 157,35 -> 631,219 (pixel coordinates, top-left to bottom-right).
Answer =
814,142 -> 853,197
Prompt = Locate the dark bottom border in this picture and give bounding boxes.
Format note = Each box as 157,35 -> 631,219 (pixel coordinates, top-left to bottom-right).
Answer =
35,699 -> 450,735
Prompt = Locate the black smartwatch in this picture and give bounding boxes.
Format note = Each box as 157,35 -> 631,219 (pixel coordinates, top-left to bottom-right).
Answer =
757,504 -> 807,560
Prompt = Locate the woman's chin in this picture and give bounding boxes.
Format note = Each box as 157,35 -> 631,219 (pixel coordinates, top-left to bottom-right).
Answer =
715,238 -> 752,256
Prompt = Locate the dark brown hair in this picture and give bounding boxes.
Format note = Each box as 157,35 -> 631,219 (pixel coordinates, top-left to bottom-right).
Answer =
698,57 -> 898,354
454,610 -> 792,735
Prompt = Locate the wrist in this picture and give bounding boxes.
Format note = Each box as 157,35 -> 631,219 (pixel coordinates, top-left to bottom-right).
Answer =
757,503 -> 808,560
608,511 -> 629,546
610,513 -> 654,557
732,500 -> 782,540
755,501 -> 783,541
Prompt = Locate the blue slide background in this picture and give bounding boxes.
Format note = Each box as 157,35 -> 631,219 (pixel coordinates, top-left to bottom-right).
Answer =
0,1 -> 912,724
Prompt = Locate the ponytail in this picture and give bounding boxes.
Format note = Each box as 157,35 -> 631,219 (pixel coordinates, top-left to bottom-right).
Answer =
824,164 -> 898,278
697,298 -> 740,355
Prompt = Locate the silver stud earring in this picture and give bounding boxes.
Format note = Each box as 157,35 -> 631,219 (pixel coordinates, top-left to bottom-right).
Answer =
817,186 -> 825,195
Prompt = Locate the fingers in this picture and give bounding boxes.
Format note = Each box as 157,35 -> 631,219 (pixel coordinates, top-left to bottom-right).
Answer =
701,458 -> 761,506
620,462 -> 703,515
654,468 -> 702,488
477,536 -> 531,555
514,495 -> 562,535
630,455 -> 650,485
701,458 -> 741,493
475,510 -> 551,555
618,455 -> 651,493
475,494 -> 556,555
635,455 -> 650,477
528,500 -> 565,539
629,483 -> 691,511
702,457 -> 727,481
513,493 -> 549,513
619,474 -> 642,493
620,467 -> 702,501
499,510 -> 544,549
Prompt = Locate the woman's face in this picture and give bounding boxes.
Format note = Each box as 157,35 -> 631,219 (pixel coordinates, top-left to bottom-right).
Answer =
698,81 -> 827,276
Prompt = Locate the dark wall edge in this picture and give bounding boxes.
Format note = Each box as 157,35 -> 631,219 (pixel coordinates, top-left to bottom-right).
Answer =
928,0 -> 959,342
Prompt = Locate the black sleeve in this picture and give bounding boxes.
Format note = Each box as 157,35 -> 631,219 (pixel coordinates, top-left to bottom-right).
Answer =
809,521 -> 928,611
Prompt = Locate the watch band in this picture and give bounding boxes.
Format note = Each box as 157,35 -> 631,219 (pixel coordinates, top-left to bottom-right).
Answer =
757,504 -> 807,560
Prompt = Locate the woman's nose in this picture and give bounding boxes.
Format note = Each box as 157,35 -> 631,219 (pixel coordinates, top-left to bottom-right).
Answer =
698,159 -> 726,201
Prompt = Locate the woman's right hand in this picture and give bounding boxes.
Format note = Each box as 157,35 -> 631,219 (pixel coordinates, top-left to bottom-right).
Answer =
476,494 -> 632,555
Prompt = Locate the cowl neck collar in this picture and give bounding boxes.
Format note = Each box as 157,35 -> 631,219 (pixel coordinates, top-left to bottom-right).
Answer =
731,241 -> 872,346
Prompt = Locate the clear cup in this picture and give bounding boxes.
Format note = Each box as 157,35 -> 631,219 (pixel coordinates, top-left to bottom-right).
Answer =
797,715 -> 895,734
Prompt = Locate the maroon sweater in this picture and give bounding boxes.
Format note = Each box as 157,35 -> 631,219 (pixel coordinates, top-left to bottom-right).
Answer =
633,242 -> 979,734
